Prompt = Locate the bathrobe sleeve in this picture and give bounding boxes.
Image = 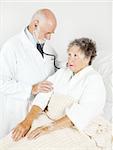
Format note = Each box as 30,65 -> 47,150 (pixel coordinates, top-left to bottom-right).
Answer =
32,68 -> 64,110
0,43 -> 32,101
66,74 -> 106,131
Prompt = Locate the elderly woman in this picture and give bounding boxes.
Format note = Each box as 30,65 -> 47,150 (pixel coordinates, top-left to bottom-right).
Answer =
0,38 -> 111,150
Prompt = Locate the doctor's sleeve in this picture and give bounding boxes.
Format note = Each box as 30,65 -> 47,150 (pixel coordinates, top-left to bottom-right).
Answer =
66,74 -> 106,131
0,44 -> 32,100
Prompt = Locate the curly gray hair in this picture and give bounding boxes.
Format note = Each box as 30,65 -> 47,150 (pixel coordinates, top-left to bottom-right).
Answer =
68,38 -> 97,65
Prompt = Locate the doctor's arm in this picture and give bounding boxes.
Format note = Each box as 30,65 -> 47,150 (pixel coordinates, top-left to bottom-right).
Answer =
0,45 -> 53,100
12,105 -> 42,141
32,80 -> 53,95
12,90 -> 54,141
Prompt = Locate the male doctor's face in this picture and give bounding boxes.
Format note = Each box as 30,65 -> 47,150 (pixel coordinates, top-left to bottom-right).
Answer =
34,21 -> 56,44
68,45 -> 90,73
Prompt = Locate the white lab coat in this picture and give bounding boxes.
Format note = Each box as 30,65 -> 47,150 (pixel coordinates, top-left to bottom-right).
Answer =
33,66 -> 106,131
0,29 -> 57,138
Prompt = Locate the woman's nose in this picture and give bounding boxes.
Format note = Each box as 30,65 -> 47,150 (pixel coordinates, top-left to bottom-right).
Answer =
69,57 -> 74,62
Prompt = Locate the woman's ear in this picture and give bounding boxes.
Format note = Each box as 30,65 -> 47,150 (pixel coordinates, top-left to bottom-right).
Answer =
85,56 -> 91,65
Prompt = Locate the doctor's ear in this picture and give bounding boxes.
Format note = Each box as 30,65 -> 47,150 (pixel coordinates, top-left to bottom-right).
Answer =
34,20 -> 39,28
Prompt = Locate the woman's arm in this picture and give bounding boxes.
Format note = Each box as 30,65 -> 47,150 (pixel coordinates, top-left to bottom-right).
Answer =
27,115 -> 73,139
66,74 -> 106,131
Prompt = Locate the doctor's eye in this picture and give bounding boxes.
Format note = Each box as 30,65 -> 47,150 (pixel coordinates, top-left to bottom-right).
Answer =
68,53 -> 71,56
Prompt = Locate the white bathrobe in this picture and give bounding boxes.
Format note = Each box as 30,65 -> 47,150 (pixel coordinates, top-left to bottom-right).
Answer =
33,66 -> 106,131
0,29 -> 57,138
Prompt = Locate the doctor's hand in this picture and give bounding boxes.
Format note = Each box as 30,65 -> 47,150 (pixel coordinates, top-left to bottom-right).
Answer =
32,81 -> 53,95
12,119 -> 31,141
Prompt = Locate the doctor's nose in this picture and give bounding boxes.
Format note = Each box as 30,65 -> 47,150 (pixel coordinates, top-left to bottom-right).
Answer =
45,34 -> 51,40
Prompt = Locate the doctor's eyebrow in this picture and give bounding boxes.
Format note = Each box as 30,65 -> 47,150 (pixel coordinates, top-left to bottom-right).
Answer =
48,31 -> 55,34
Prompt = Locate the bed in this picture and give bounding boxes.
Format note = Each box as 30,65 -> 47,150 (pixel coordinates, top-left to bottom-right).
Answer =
0,55 -> 112,150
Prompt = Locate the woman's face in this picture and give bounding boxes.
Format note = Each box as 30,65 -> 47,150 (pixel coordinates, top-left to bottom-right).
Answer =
68,45 -> 90,73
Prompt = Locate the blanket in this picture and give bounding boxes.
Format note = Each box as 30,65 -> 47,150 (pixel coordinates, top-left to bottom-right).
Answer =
0,94 -> 111,150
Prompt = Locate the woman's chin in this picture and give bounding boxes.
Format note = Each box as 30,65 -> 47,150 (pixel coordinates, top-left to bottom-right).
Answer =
68,67 -> 75,72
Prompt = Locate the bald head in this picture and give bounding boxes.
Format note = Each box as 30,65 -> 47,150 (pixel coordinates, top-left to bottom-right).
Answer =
28,9 -> 57,43
31,9 -> 57,29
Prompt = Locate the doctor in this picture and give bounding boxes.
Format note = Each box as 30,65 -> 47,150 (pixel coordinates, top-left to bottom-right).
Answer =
0,8 -> 58,138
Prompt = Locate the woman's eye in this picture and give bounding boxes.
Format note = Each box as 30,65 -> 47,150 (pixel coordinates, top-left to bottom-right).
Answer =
74,54 -> 77,57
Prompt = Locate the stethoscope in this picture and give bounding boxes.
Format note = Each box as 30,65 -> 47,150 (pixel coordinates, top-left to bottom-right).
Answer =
43,51 -> 60,70
25,27 -> 60,70
36,43 -> 60,70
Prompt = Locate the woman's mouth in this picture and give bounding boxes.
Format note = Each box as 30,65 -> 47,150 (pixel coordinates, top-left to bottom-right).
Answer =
69,64 -> 74,67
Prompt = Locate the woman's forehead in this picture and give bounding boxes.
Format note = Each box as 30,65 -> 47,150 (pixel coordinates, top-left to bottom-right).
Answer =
68,45 -> 81,53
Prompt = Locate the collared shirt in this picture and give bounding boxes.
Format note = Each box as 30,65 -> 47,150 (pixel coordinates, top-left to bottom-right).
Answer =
25,27 -> 44,53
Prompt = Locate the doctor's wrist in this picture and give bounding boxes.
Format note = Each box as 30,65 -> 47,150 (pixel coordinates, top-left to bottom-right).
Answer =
31,84 -> 39,95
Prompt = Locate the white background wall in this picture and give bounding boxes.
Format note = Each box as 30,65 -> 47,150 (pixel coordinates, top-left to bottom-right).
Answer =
0,1 -> 112,63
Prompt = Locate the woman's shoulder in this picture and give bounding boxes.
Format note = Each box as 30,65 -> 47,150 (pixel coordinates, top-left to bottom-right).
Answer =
86,66 -> 105,85
86,66 -> 102,77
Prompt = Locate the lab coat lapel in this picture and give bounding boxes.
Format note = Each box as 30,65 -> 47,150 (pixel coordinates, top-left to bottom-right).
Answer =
21,30 -> 44,60
19,30 -> 48,79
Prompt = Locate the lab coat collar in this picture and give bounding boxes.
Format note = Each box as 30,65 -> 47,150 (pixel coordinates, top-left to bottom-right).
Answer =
20,29 -> 36,50
25,27 -> 45,48
25,27 -> 36,46
19,29 -> 46,61
20,29 -> 47,53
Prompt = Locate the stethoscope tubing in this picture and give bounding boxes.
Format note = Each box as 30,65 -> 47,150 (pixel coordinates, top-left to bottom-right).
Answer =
43,52 -> 60,70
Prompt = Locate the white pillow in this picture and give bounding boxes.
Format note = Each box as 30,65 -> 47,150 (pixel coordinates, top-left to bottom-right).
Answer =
93,55 -> 112,121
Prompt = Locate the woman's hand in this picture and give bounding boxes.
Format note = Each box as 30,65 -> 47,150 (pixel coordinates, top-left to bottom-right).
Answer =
12,119 -> 31,141
27,125 -> 50,140
27,116 -> 74,140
